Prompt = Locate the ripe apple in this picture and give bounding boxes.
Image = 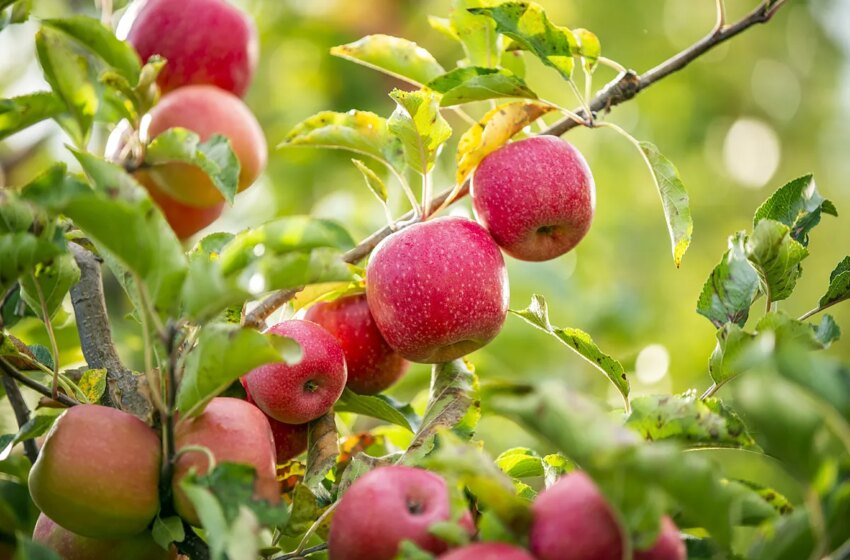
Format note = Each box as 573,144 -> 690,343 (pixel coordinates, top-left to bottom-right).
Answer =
33,514 -> 175,560
244,386 -> 308,463
136,171 -> 223,240
304,293 -> 409,394
28,405 -> 161,539
144,85 -> 267,207
366,216 -> 509,363
172,397 -> 279,526
328,466 -> 474,560
471,136 -> 595,261
122,0 -> 258,97
529,471 -> 622,560
439,542 -> 536,560
635,516 -> 685,560
243,320 -> 347,424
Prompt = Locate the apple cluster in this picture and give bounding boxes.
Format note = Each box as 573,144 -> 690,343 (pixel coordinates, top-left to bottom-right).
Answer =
111,0 -> 268,240
327,466 -> 685,560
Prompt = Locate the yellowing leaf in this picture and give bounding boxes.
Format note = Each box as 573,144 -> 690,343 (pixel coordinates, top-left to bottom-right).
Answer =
77,368 -> 107,403
456,100 -> 555,184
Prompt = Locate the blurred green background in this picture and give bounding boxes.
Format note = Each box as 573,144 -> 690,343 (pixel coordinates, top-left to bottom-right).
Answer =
2,0 -> 849,454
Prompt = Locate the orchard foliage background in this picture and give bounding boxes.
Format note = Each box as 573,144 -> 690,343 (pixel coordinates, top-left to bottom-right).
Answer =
1,0 -> 850,559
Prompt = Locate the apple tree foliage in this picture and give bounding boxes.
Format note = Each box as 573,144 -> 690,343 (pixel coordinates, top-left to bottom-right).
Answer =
1,0 -> 849,559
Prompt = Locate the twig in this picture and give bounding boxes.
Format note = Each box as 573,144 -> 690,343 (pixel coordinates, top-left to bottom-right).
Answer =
1,374 -> 39,462
542,0 -> 787,137
241,0 -> 788,330
273,543 -> 328,560
69,243 -> 154,421
0,358 -> 78,407
798,300 -> 839,322
176,523 -> 211,560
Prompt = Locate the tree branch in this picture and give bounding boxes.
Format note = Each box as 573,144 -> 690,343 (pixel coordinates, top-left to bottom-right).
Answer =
0,374 -> 39,462
175,523 -> 210,560
0,358 -> 78,407
241,0 -> 787,329
69,243 -> 154,422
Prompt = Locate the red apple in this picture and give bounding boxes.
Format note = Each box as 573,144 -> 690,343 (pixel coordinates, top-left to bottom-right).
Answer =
33,514 -> 175,560
304,293 -> 409,394
635,516 -> 686,560
529,471 -> 622,560
144,85 -> 267,207
122,0 -> 258,97
366,216 -> 509,363
328,466 -> 473,560
243,320 -> 347,424
172,397 -> 279,526
244,386 -> 308,464
28,405 -> 161,539
136,171 -> 223,239
439,542 -> 536,560
471,136 -> 595,261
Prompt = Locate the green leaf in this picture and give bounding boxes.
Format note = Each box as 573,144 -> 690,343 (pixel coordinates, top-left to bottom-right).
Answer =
708,323 -> 760,386
395,541 -> 436,560
511,294 -> 629,408
426,67 -> 537,106
756,311 -> 840,350
470,2 -> 577,80
35,28 -> 97,146
42,16 -> 141,83
573,28 -> 601,72
330,34 -> 445,86
351,158 -> 388,203
745,219 -> 808,303
280,110 -> 404,172
450,0 -> 500,67
495,447 -> 545,478
424,433 -> 533,535
12,537 -> 61,560
402,360 -> 480,464
387,89 -> 452,175
624,392 -> 757,449
0,233 -> 62,294
152,515 -> 185,550
5,408 -> 63,454
76,368 -> 107,403
20,252 -> 80,319
818,256 -> 850,309
638,142 -> 693,267
334,389 -> 418,432
752,174 -> 836,246
177,324 -> 301,416
0,478 -> 38,535
145,129 -> 241,204
696,232 -> 760,328
0,92 -> 65,141
281,483 -> 326,538
304,412 -> 339,491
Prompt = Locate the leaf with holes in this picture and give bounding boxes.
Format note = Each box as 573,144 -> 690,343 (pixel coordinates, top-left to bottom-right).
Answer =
696,232 -> 760,328
511,294 -> 629,408
330,34 -> 445,86
456,100 -> 555,184
470,2 -> 577,80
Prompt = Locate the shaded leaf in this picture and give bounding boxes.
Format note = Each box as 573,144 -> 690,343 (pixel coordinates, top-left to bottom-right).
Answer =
388,89 -> 452,175
0,92 -> 64,141
330,34 -> 445,86
177,324 -> 300,416
304,412 -> 339,491
334,388 -> 418,432
470,2 -> 577,80
511,294 -> 629,408
281,483 -> 326,538
696,232 -> 759,328
708,323 -> 760,386
145,129 -> 240,204
20,251 -> 80,319
5,408 -> 62,453
12,537 -> 61,560
427,66 -> 537,106
745,219 -> 808,303
151,515 -> 185,550
0,233 -> 62,295
638,142 -> 693,267
625,392 -> 757,449
35,28 -> 97,146
402,360 -> 480,464
456,100 -> 555,183
753,174 -> 836,246
818,256 -> 850,309
42,16 -> 141,83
